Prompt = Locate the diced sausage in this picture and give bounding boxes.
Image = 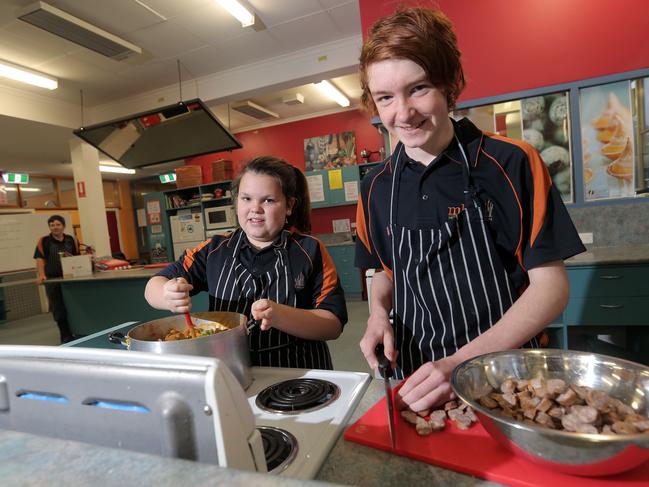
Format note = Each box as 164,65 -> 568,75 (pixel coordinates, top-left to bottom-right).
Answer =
556,388 -> 578,407
444,400 -> 458,411
500,378 -> 517,394
415,416 -> 433,436
401,410 -> 418,425
536,397 -> 554,413
545,379 -> 568,396
535,411 -> 555,429
612,421 -> 638,435
570,405 -> 599,424
479,395 -> 499,409
416,408 -> 430,418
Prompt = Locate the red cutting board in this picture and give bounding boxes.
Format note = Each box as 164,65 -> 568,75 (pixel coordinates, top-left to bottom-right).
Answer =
344,396 -> 649,486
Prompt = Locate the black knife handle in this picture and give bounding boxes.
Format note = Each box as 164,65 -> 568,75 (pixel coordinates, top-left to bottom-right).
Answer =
375,344 -> 393,379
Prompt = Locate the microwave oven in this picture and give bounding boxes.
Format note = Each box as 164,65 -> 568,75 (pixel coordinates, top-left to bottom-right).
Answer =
204,205 -> 237,230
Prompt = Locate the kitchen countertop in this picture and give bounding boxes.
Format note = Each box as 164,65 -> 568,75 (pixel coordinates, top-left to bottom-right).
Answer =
46,267 -> 163,283
0,379 -> 501,487
565,244 -> 649,266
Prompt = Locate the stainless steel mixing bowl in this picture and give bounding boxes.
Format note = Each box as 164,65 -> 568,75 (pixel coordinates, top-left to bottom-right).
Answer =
450,349 -> 649,476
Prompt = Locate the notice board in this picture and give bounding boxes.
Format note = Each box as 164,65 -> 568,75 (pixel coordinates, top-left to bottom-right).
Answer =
0,212 -> 71,273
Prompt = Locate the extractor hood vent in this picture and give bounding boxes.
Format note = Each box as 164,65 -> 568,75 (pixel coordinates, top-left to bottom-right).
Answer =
232,101 -> 279,120
17,1 -> 142,61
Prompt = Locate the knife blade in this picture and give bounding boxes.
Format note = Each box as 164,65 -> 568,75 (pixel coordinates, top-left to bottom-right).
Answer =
375,344 -> 396,449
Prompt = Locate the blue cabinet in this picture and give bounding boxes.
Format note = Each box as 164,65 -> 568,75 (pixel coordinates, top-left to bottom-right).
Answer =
327,245 -> 362,298
547,263 -> 649,365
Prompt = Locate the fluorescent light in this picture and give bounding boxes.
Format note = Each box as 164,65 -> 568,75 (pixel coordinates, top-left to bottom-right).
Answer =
3,187 -> 40,192
215,0 -> 255,27
314,80 -> 350,107
99,165 -> 136,174
0,59 -> 58,90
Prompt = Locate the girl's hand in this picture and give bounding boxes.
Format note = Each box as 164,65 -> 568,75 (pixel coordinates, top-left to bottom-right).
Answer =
251,299 -> 277,330
163,277 -> 193,313
359,311 -> 397,370
396,357 -> 459,411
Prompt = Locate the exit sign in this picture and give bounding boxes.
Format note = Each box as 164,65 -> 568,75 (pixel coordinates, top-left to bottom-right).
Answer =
159,173 -> 176,183
2,173 -> 29,184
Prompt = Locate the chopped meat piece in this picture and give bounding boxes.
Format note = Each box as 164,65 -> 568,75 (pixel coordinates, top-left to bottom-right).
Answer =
561,412 -> 582,432
570,405 -> 599,424
547,406 -> 565,419
401,410 -> 418,425
624,414 -> 649,432
502,392 -> 517,407
556,388 -> 578,407
444,400 -> 458,411
534,411 -> 555,429
429,410 -> 447,422
500,378 -> 516,394
447,408 -> 463,420
602,424 -> 614,434
613,399 -> 635,418
533,386 -> 549,398
536,397 -> 554,413
479,395 -> 498,409
452,413 -> 473,430
416,409 -> 430,418
457,401 -> 469,412
520,395 -> 541,410
415,416 -> 432,435
545,379 -> 568,396
515,379 -> 529,392
529,377 -> 544,390
523,406 -> 537,420
612,421 -> 638,434
465,406 -> 478,422
575,423 -> 599,434
570,384 -> 590,400
586,390 -> 615,414
429,416 -> 446,431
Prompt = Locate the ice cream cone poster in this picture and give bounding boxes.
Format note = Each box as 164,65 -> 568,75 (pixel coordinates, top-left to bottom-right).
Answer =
579,81 -> 635,200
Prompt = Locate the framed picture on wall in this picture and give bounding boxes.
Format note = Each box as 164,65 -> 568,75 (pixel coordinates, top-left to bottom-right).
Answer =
304,131 -> 357,171
579,80 -> 635,200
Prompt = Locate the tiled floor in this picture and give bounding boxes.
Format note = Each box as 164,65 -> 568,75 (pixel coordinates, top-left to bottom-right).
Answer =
0,299 -> 373,373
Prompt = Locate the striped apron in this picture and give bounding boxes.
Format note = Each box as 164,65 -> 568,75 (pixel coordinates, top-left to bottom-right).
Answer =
211,229 -> 333,370
389,139 -> 537,379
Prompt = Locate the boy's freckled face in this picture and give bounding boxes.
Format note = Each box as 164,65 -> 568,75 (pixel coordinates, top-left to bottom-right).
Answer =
237,172 -> 292,249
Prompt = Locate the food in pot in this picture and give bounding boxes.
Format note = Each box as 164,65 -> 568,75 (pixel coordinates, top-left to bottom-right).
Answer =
477,377 -> 649,434
162,320 -> 229,341
400,399 -> 477,436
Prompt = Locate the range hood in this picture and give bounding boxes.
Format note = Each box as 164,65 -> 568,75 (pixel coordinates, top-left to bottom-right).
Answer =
73,99 -> 242,169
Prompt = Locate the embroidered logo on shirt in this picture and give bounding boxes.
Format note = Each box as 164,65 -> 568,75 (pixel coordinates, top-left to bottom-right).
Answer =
484,199 -> 494,221
448,204 -> 465,218
294,272 -> 305,291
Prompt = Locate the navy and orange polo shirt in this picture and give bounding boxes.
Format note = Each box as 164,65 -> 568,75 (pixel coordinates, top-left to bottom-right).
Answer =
355,117 -> 585,292
158,228 -> 348,325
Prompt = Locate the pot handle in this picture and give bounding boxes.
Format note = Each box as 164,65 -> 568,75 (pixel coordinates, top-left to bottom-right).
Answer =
108,331 -> 128,347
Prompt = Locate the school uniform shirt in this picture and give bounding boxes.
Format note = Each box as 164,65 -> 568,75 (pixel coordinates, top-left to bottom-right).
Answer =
33,234 -> 79,278
158,228 -> 347,369
355,117 -> 585,377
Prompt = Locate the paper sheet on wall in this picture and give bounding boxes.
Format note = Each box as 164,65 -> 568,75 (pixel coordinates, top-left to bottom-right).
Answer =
328,169 -> 343,190
146,200 -> 160,214
344,181 -> 358,201
307,174 -> 325,203
136,208 -> 147,227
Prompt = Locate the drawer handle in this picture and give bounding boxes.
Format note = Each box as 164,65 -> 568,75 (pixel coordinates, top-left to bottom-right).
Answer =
599,275 -> 621,280
599,304 -> 623,309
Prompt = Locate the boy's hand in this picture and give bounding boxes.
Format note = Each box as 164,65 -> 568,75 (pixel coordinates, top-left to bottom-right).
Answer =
163,277 -> 193,313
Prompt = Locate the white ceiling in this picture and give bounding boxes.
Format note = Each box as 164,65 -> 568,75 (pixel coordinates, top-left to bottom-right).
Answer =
0,0 -> 364,179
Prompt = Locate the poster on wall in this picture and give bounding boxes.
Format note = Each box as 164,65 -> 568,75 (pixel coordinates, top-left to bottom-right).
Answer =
304,131 -> 357,171
521,92 -> 573,203
580,81 -> 635,200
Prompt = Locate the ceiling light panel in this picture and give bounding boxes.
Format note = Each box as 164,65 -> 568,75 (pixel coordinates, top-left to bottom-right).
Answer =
215,0 -> 255,27
18,1 -> 142,60
0,59 -> 58,90
314,80 -> 350,107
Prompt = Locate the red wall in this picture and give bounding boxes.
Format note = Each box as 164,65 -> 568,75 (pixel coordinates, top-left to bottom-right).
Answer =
359,0 -> 649,102
185,109 -> 384,234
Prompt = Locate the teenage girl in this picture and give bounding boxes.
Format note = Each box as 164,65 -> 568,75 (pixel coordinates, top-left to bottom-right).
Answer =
145,156 -> 346,369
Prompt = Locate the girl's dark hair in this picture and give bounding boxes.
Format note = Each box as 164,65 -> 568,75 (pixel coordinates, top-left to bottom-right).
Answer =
359,7 -> 465,115
47,214 -> 66,226
232,156 -> 312,233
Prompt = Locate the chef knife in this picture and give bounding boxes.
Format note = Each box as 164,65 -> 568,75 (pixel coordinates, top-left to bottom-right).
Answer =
375,344 -> 396,449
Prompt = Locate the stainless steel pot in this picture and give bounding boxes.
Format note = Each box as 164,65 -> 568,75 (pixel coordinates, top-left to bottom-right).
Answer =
109,311 -> 252,389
